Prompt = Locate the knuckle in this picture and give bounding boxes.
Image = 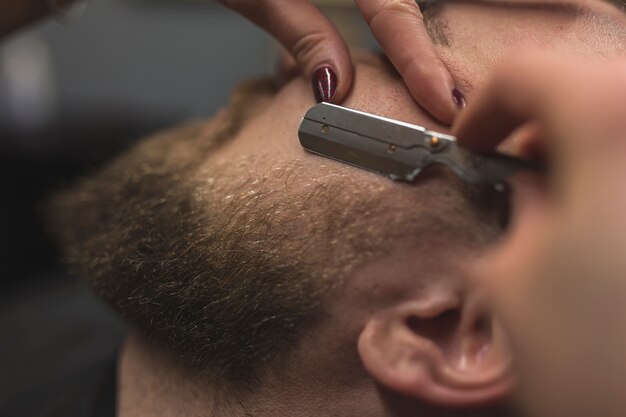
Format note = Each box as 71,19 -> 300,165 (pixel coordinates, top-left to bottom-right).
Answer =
607,63 -> 626,93
360,0 -> 423,25
584,67 -> 626,135
290,31 -> 331,70
396,56 -> 426,81
497,52 -> 544,80
492,51 -> 555,92
386,0 -> 424,13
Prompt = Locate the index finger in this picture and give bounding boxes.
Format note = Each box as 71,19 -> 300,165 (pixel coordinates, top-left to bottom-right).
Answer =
356,0 -> 458,124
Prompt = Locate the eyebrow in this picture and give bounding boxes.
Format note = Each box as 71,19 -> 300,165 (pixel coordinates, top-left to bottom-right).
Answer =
421,0 -> 626,49
419,0 -> 625,15
421,0 -> 580,14
608,0 -> 626,9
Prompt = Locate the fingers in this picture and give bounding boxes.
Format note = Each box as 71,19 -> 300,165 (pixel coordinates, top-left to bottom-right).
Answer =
452,53 -> 626,157
220,0 -> 352,103
355,0 -> 458,124
459,52 -> 626,299
462,56 -> 626,417
451,55 -> 568,154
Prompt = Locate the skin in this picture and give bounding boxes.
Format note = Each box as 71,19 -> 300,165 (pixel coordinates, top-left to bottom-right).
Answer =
120,55 -> 510,417
117,2 -> 626,417
454,53 -> 626,417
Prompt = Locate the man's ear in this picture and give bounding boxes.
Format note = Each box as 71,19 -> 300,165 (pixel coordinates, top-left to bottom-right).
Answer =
357,291 -> 513,408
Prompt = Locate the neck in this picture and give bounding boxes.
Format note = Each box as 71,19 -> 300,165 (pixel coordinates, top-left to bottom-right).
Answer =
119,333 -> 235,417
117,331 -> 384,417
118,333 -> 500,417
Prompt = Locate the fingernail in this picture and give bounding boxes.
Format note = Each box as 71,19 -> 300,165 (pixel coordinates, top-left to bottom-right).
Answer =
452,88 -> 466,109
312,65 -> 337,103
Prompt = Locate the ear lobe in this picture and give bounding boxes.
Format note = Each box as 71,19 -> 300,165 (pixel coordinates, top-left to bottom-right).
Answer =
357,296 -> 513,408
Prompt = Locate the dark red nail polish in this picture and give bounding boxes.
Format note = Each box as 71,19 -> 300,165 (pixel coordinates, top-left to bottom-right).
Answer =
452,88 -> 466,109
312,65 -> 337,103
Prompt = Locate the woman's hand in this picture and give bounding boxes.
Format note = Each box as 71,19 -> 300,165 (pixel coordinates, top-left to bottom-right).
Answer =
220,0 -> 460,124
453,52 -> 626,417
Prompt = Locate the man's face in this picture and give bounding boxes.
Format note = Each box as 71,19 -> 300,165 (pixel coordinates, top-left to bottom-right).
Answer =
199,0 -> 626,342
187,0 -> 626,407
51,0 -> 626,413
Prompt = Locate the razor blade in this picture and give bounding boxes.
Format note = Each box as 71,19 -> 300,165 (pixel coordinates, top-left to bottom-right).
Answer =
298,102 -> 536,185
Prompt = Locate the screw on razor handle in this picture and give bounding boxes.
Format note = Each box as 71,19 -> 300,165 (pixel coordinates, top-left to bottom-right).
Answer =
298,103 -> 540,186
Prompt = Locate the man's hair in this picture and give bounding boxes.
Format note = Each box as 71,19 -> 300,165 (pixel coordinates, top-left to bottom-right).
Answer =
422,2 -> 451,46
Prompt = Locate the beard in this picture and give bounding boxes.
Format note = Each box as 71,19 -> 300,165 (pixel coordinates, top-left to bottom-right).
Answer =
45,79 -> 327,390
47,77 -> 506,395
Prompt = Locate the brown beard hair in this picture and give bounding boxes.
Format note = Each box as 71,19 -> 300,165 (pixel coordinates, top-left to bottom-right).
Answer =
47,71 -> 505,396
45,78 -> 330,392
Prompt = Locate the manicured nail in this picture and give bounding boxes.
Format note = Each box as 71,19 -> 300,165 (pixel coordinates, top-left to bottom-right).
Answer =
312,65 -> 337,103
452,88 -> 466,109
